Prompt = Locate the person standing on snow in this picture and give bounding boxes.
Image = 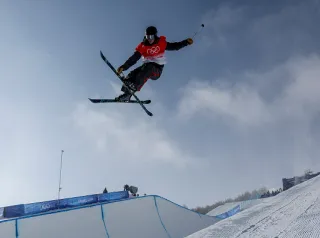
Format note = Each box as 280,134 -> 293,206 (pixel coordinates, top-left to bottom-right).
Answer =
115,26 -> 193,101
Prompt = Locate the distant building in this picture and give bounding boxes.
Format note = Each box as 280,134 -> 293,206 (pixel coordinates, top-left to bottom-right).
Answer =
282,172 -> 320,191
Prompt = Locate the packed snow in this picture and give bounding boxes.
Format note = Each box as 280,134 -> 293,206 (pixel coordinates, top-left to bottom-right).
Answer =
187,174 -> 320,238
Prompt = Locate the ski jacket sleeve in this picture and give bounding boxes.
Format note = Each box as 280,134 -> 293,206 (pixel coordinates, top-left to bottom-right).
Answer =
120,51 -> 142,70
165,39 -> 189,51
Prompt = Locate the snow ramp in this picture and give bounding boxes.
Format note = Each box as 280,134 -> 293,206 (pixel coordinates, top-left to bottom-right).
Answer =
0,195 -> 220,238
187,174 -> 320,238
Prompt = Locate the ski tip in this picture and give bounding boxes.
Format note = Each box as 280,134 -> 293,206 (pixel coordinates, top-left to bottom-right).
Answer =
100,51 -> 106,60
147,111 -> 153,116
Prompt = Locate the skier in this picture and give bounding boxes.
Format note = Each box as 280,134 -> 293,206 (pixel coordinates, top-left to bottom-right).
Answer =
115,26 -> 194,101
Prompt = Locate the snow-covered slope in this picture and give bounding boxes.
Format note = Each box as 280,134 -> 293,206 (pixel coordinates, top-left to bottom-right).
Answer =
207,198 -> 272,216
187,174 -> 320,238
0,195 -> 219,238
207,202 -> 240,216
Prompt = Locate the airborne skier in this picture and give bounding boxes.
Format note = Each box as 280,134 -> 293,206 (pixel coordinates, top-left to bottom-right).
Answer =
114,26 -> 194,101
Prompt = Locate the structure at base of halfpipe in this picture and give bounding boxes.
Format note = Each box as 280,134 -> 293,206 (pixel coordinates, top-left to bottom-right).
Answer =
0,195 -> 221,238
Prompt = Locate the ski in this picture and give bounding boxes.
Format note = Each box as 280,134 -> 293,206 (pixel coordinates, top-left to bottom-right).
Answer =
99,50 -> 153,117
89,98 -> 151,104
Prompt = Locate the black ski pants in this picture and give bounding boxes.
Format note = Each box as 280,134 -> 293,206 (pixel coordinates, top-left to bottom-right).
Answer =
121,62 -> 163,93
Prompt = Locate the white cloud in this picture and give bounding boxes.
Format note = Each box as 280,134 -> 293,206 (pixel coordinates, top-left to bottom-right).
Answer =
281,55 -> 320,116
177,54 -> 320,128
176,53 -> 320,178
71,102 -> 195,169
177,79 -> 271,126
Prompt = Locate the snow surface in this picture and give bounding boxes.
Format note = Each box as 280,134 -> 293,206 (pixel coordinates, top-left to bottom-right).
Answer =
0,195 -> 219,238
187,174 -> 320,238
206,198 -> 272,216
207,202 -> 241,216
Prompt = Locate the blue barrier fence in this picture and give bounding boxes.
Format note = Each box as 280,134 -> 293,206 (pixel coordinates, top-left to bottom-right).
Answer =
4,191 -> 129,218
215,204 -> 240,219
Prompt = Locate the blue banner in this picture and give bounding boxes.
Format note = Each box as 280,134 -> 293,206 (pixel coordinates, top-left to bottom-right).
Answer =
24,200 -> 58,216
58,195 -> 98,209
3,191 -> 129,219
215,205 -> 240,219
98,191 -> 129,203
4,204 -> 24,218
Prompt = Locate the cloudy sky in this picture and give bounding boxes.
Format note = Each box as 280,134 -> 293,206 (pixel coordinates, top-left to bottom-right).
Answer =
1,0 -> 320,209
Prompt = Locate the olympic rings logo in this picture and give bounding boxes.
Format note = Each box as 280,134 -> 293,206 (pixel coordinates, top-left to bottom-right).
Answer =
147,46 -> 160,55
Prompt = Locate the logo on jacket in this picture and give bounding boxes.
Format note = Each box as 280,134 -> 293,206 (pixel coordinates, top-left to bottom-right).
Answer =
147,46 -> 160,55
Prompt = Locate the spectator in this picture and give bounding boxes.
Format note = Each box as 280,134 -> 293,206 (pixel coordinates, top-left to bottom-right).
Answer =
124,184 -> 130,191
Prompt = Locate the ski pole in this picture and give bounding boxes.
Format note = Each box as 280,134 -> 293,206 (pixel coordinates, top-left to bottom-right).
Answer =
192,24 -> 204,39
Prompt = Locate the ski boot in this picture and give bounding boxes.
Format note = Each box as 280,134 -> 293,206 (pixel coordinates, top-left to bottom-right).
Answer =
115,80 -> 137,102
115,92 -> 133,102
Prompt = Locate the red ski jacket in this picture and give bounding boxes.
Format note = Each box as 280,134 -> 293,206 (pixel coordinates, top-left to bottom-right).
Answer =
120,35 -> 190,71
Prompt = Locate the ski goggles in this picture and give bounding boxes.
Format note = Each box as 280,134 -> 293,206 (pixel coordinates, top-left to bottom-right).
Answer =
145,34 -> 155,40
